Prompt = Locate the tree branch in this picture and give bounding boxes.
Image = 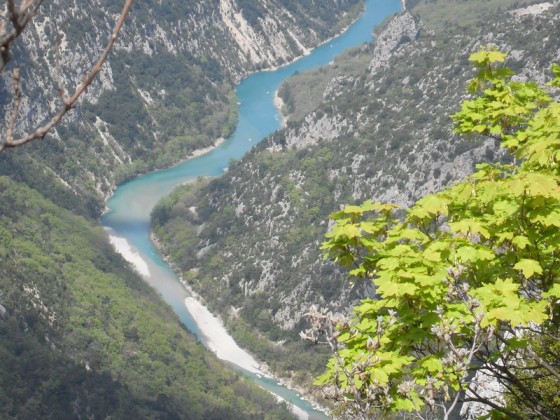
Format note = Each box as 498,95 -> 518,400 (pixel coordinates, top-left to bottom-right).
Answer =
1,0 -> 44,72
6,67 -> 21,140
524,345 -> 560,382
0,0 -> 134,152
462,391 -> 526,420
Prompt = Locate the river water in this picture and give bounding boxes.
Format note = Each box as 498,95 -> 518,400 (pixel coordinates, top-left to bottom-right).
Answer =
101,0 -> 401,418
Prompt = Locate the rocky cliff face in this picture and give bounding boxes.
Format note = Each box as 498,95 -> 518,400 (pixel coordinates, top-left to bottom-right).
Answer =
152,3 -> 560,371
275,5 -> 560,206
368,11 -> 421,74
1,0 -> 359,211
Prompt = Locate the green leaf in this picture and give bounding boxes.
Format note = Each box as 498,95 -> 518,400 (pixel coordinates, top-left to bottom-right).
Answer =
547,63 -> 560,87
376,280 -> 401,297
486,307 -> 511,323
378,257 -> 400,270
415,195 -> 449,216
469,49 -> 507,66
353,375 -> 363,389
505,337 -> 528,350
342,205 -> 366,215
456,246 -> 478,262
420,356 -> 443,374
514,259 -> 543,278
449,219 -> 490,238
512,236 -> 531,249
370,368 -> 389,385
393,397 -> 416,411
521,300 -> 549,325
331,223 -> 361,239
542,284 -> 560,299
494,277 -> 520,296
423,247 -> 442,262
524,173 -> 557,198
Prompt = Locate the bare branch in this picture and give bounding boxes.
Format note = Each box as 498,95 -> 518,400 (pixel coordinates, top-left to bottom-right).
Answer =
523,345 -> 560,382
0,0 -> 134,152
6,67 -> 22,140
443,318 -> 483,420
1,0 -> 44,71
462,389 -> 526,420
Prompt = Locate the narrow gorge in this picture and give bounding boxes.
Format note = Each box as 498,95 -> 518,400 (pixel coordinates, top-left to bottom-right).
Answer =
102,1 -> 402,417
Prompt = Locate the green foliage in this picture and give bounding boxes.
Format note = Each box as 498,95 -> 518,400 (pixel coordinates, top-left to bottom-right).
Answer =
318,50 -> 560,418
89,50 -> 237,185
278,46 -> 371,123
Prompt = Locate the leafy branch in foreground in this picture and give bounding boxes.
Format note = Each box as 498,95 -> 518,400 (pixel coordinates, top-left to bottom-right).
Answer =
303,49 -> 560,419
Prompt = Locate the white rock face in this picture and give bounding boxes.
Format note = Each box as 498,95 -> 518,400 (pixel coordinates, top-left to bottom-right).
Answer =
369,11 -> 420,74
272,12 -> 422,152
22,283 -> 57,326
323,75 -> 355,100
460,368 -> 504,419
511,1 -> 554,17
218,0 -> 305,69
284,113 -> 350,149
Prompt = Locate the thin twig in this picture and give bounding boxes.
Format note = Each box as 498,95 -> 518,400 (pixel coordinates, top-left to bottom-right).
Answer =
464,387 -> 527,420
1,0 -> 44,72
6,67 -> 22,140
524,345 -> 560,382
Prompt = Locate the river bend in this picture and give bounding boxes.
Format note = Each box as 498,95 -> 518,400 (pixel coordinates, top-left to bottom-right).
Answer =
101,1 -> 402,418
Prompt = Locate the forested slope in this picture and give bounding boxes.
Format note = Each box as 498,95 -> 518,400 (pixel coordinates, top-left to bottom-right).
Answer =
0,177 -> 295,419
152,0 -> 560,391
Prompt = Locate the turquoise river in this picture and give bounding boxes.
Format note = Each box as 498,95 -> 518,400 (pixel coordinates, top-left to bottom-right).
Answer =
102,0 -> 402,418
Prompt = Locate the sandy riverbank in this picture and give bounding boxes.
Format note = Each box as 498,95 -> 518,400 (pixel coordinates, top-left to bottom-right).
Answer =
107,231 -> 313,419
273,90 -> 289,128
107,233 -> 151,277
106,231 -> 264,374
183,299 -> 311,420
105,232 -> 311,419
188,137 -> 225,159
184,296 -> 266,375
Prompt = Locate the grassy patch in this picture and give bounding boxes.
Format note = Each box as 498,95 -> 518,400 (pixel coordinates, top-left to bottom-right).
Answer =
278,45 -> 372,122
409,0 -> 542,32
